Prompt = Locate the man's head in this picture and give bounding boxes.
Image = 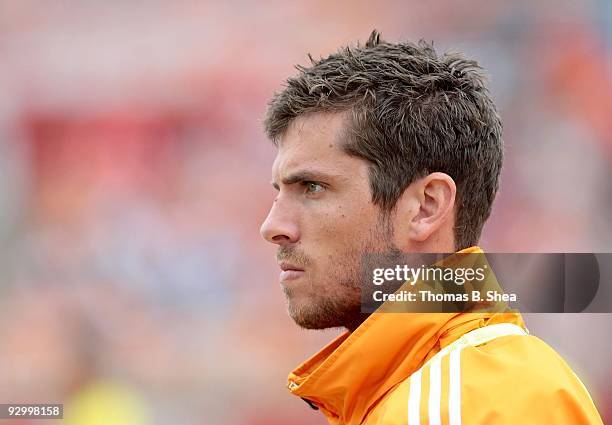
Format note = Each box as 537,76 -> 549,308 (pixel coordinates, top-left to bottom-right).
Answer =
260,31 -> 503,330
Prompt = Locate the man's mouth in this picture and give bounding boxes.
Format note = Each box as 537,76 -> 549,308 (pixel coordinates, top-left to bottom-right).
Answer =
279,262 -> 305,282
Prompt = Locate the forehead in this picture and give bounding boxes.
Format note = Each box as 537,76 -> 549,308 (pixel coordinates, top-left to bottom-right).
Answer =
272,112 -> 352,177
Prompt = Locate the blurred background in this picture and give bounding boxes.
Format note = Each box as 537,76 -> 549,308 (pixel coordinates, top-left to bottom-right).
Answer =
0,0 -> 610,424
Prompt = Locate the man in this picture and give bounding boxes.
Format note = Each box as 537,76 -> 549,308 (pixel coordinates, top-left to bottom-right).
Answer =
260,31 -> 603,424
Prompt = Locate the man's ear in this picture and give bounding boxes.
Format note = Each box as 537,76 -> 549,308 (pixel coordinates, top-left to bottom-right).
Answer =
406,172 -> 456,242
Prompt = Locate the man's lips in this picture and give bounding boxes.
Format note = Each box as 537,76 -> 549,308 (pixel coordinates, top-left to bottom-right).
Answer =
279,262 -> 305,282
279,262 -> 303,272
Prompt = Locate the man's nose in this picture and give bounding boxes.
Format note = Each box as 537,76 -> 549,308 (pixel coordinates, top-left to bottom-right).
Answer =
260,199 -> 300,245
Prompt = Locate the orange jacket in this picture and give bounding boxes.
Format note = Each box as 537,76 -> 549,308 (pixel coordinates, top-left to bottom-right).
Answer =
287,254 -> 604,424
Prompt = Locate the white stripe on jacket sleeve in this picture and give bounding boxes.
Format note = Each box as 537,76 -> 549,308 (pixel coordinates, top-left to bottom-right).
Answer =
428,355 -> 442,425
408,369 -> 422,425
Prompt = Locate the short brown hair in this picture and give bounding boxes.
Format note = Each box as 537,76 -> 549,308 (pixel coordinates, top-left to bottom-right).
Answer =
264,30 -> 503,249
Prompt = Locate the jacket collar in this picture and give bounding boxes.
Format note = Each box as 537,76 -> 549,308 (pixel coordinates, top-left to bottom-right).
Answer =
287,247 -> 525,424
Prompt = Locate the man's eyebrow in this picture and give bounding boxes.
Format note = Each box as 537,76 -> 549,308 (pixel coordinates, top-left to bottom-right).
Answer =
271,170 -> 339,190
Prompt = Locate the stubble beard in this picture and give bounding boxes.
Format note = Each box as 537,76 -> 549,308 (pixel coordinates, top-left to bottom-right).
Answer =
280,214 -> 398,331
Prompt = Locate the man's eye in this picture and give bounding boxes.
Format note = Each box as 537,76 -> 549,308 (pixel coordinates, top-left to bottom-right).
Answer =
304,182 -> 325,194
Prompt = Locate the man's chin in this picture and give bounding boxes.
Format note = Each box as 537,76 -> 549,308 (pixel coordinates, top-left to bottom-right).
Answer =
288,310 -> 340,330
286,299 -> 365,330
284,298 -> 335,329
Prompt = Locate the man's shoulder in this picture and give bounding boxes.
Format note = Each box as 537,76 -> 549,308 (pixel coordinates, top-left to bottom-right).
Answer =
461,332 -> 586,389
363,333 -> 603,424
458,333 -> 603,423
